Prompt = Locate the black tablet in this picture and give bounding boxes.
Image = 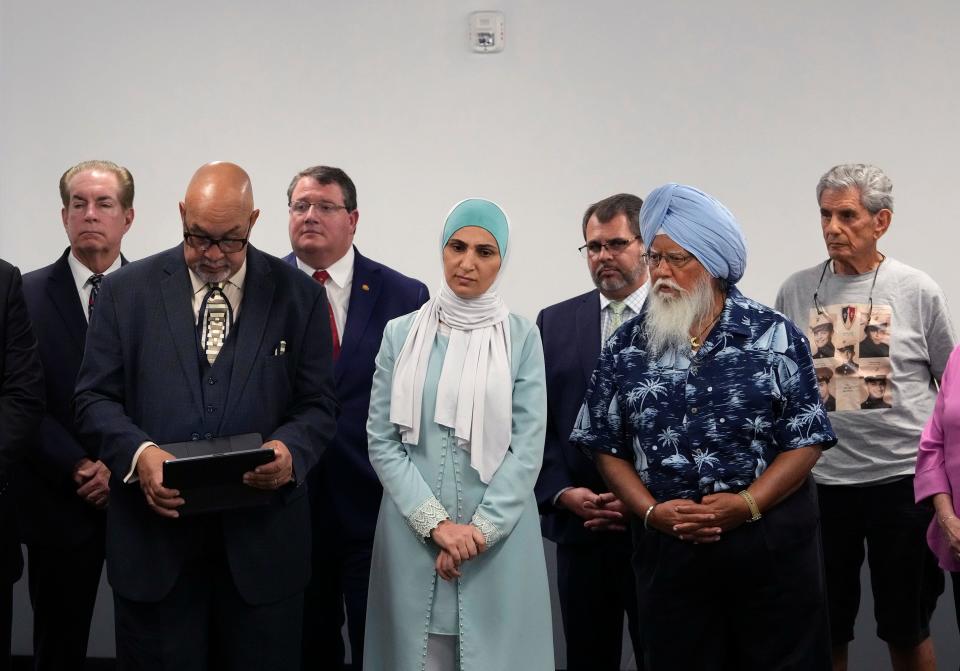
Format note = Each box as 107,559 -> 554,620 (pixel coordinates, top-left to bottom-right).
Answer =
161,434 -> 275,515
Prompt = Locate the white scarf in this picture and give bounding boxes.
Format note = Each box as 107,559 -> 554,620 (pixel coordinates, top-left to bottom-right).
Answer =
389,227 -> 513,484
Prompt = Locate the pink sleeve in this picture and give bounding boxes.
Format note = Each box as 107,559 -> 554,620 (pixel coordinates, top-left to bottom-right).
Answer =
915,345 -> 960,503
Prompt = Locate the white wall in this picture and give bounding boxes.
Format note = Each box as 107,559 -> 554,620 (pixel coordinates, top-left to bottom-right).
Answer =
3,1 -> 960,667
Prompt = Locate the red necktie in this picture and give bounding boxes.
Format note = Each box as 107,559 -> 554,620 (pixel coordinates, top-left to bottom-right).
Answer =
313,270 -> 341,360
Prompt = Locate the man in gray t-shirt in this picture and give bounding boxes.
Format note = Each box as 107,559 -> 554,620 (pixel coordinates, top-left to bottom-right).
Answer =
776,164 -> 955,671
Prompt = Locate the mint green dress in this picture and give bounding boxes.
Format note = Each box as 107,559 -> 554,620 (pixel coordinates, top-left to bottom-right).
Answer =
363,312 -> 554,671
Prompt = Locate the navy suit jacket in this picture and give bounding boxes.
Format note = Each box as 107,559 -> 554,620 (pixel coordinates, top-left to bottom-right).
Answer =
0,259 -> 44,582
19,248 -> 124,546
535,289 -> 615,545
74,244 -> 338,603
283,248 -> 429,541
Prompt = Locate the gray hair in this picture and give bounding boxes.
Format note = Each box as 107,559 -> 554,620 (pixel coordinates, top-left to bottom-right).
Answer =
816,164 -> 893,214
60,160 -> 135,209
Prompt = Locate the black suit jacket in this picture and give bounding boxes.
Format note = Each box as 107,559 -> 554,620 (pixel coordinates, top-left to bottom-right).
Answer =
19,248 -> 124,546
283,248 -> 429,541
535,289 -> 615,545
74,244 -> 338,603
0,259 -> 44,582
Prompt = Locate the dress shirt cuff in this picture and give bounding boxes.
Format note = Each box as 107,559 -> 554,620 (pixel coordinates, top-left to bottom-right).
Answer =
407,495 -> 449,543
552,486 -> 574,508
123,441 -> 158,484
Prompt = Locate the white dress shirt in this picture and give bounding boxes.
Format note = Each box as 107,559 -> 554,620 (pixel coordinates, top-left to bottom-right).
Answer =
67,252 -> 122,321
295,246 -> 354,337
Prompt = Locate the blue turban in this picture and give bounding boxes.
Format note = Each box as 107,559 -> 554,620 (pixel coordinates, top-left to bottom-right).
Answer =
639,183 -> 747,284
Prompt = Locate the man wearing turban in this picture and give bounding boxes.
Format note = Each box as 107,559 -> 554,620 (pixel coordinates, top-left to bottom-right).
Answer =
572,183 -> 836,670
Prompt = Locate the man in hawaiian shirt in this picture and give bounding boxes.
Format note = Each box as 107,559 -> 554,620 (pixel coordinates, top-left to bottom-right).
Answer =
572,183 -> 836,671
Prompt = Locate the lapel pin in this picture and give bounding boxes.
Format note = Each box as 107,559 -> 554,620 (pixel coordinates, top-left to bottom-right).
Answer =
361,283 -> 370,292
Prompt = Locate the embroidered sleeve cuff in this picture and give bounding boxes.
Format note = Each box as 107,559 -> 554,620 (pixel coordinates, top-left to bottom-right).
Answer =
471,510 -> 504,548
407,496 -> 449,542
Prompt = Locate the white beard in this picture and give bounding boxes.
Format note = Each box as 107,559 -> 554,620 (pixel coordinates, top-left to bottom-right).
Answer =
642,275 -> 716,359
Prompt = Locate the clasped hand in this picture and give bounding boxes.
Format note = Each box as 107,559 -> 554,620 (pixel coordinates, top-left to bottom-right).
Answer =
559,487 -> 626,532
649,493 -> 751,543
74,457 -> 111,509
431,521 -> 486,581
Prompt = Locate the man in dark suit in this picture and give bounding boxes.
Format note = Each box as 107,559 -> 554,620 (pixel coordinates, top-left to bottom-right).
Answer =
535,194 -> 648,671
283,165 -> 428,670
0,258 -> 44,671
20,160 -> 134,670
74,162 -> 338,671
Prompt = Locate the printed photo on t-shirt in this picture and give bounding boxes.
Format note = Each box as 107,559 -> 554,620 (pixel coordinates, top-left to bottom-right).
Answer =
807,304 -> 892,412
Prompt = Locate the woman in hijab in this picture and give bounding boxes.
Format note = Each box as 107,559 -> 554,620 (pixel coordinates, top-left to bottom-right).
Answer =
363,199 -> 554,671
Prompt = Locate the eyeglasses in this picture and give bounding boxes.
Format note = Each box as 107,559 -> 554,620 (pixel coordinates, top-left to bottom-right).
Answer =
578,236 -> 640,258
642,251 -> 696,269
812,254 -> 885,323
183,232 -> 249,253
290,200 -> 350,217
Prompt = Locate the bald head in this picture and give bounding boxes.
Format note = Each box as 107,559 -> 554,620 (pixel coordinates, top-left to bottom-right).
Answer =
180,162 -> 260,283
183,161 -> 255,214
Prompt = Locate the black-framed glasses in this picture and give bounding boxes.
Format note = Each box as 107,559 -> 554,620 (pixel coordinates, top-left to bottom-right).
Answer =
578,236 -> 640,258
183,232 -> 249,254
642,251 -> 696,269
289,200 -> 350,217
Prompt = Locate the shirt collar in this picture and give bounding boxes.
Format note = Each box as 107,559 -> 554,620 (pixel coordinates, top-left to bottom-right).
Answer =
188,259 -> 248,296
714,285 -> 752,338
599,282 -> 649,313
67,251 -> 122,291
295,245 -> 355,288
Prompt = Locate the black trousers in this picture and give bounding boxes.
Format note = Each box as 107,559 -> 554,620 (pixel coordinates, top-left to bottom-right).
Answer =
556,535 -> 642,671
632,485 -> 831,671
0,580 -> 10,671
115,535 -> 303,671
27,527 -> 105,670
301,533 -> 371,670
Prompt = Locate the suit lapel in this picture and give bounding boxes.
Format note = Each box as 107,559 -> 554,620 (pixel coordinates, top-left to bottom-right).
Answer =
159,250 -> 204,414
47,250 -> 88,351
222,248 -> 275,427
336,250 -> 378,381
576,291 -> 602,383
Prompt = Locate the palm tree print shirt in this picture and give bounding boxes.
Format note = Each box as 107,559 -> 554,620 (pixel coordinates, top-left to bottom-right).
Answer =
571,287 -> 837,501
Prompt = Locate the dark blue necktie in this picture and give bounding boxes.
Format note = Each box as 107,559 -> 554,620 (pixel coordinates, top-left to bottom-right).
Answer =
88,274 -> 104,318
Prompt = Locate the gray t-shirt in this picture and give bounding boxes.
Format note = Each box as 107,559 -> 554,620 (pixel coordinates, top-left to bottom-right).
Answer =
775,257 -> 956,485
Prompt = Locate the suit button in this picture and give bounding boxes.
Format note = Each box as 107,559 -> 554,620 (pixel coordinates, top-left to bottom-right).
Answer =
206,405 -> 216,413
207,377 -> 217,385
691,407 -> 699,414
191,433 -> 200,440
204,433 -> 213,440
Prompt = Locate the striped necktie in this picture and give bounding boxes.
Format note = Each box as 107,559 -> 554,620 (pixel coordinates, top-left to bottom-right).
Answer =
202,282 -> 231,365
